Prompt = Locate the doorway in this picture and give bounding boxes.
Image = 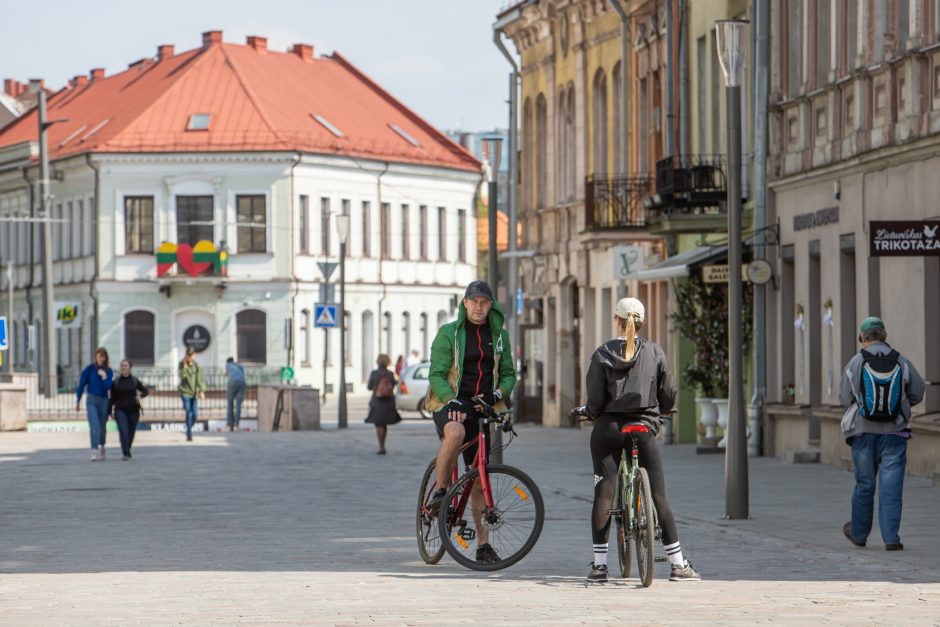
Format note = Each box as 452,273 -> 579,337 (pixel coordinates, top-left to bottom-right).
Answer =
174,309 -> 216,369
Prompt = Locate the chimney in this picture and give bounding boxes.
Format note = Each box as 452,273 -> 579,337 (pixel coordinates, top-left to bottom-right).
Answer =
290,43 -> 314,62
3,79 -> 13,97
90,68 -> 105,80
202,30 -> 223,47
158,44 -> 175,60
247,36 -> 267,52
28,78 -> 44,93
74,75 -> 88,88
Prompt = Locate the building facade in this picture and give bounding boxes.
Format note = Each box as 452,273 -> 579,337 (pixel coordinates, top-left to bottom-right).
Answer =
0,32 -> 480,397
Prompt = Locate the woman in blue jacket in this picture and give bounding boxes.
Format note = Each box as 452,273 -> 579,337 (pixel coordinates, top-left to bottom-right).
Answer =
75,348 -> 114,461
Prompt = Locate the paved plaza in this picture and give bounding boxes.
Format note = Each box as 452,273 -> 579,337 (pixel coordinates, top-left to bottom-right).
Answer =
1,413 -> 938,626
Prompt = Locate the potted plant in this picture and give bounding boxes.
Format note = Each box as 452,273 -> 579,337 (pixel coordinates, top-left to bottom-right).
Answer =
783,384 -> 796,406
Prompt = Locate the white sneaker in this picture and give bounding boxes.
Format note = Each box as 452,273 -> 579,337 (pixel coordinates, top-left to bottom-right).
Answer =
90,451 -> 98,461
669,559 -> 701,581
98,447 -> 105,461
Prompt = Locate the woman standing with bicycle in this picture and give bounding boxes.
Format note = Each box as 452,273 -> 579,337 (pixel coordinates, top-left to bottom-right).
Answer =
581,297 -> 700,583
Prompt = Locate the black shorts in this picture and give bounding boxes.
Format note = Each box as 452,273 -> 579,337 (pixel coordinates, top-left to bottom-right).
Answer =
432,407 -> 490,468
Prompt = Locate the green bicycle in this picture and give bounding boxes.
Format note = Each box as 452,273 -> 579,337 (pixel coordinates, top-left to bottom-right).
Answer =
574,408 -> 667,588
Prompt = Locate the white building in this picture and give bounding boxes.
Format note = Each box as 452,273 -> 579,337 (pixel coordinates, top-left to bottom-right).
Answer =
0,31 -> 481,395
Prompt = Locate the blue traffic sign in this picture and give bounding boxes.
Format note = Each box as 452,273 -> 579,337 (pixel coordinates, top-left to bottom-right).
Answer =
0,316 -> 7,351
314,304 -> 338,328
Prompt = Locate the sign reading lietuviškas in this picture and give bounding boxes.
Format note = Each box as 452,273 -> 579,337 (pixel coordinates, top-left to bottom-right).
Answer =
869,221 -> 940,256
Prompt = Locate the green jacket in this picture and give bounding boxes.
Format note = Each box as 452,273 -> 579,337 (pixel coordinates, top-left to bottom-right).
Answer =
425,299 -> 516,413
178,360 -> 206,398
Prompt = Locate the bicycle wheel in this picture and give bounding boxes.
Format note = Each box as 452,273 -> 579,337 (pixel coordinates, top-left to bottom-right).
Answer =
416,459 -> 445,564
438,464 -> 544,571
634,467 -> 656,587
615,474 -> 632,579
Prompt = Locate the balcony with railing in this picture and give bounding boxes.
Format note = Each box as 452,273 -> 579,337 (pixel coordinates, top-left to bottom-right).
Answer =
584,175 -> 652,231
647,155 -> 729,234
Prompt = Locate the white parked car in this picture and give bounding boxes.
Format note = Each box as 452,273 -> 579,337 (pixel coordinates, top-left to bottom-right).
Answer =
396,361 -> 431,419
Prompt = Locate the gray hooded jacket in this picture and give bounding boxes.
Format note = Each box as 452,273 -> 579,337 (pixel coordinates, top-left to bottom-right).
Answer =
839,341 -> 925,441
585,337 -> 676,421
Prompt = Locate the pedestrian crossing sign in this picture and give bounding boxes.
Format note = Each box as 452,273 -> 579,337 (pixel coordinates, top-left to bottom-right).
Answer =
314,304 -> 338,328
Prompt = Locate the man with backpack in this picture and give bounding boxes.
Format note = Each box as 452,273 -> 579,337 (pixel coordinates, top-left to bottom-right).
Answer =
840,316 -> 925,551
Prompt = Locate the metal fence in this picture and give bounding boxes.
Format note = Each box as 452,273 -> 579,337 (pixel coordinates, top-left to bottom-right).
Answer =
15,367 -> 283,421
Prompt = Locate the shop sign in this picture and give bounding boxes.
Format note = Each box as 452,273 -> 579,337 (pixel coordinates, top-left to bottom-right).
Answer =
612,245 -> 646,280
701,264 -> 748,283
54,302 -> 82,329
793,206 -> 839,231
183,325 -> 211,352
869,221 -> 940,256
157,240 -> 228,277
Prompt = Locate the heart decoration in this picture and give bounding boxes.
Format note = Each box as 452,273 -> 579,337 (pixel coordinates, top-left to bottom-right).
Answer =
176,243 -> 212,276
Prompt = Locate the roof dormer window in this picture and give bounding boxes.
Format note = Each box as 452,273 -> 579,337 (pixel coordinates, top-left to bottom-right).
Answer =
187,113 -> 211,131
312,114 -> 344,138
389,123 -> 419,147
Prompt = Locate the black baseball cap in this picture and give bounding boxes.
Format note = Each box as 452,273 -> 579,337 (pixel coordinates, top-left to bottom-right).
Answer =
464,280 -> 494,301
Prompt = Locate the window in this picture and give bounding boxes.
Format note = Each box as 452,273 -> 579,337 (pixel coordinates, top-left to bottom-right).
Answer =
612,65 -> 622,174
523,97 -> 533,212
593,69 -> 608,176
236,309 -> 267,364
236,195 -> 266,253
402,312 -> 411,356
341,199 -> 351,255
697,36 -> 707,152
124,310 -> 155,365
344,311 -> 351,366
419,205 -> 428,259
389,123 -> 420,146
380,202 -> 391,259
320,197 -> 331,256
300,309 -> 310,365
124,196 -> 154,253
556,89 -> 567,201
53,203 -> 62,260
846,0 -> 858,73
565,86 -> 576,198
437,207 -> 447,260
176,195 -> 213,246
786,0 -> 802,96
897,0 -> 910,55
362,201 -> 371,257
457,209 -> 467,262
187,113 -> 211,131
535,94 -> 547,208
639,78 -> 649,173
311,114 -> 344,137
383,311 -> 393,356
816,1 -> 830,87
299,195 -> 309,254
401,204 -> 410,259
71,201 -> 81,258
84,197 -> 94,257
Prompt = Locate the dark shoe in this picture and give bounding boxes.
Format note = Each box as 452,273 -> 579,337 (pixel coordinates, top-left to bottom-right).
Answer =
475,543 -> 500,564
885,543 -> 904,551
186,435 -> 193,442
843,522 -> 866,548
376,449 -> 386,455
428,488 -> 447,516
587,563 -> 608,583
122,455 -> 130,461
669,559 -> 701,581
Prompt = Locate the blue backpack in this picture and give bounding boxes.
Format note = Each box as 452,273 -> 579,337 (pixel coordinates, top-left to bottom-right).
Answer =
859,349 -> 903,422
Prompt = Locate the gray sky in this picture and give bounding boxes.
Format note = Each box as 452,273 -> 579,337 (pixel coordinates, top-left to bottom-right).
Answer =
1,0 -> 515,132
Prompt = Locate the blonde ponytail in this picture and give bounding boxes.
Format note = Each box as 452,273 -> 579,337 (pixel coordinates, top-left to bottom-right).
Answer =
618,315 -> 637,361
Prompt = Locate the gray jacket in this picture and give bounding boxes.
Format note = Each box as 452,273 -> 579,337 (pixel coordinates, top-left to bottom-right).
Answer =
839,341 -> 925,440
585,337 -> 676,421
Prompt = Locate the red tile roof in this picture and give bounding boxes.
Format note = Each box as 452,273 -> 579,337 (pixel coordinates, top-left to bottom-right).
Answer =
0,32 -> 480,172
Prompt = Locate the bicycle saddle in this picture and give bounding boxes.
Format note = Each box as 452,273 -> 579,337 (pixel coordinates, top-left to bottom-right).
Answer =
621,424 -> 649,434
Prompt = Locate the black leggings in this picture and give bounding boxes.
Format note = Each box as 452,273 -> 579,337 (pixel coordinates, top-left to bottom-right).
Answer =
590,415 -> 679,547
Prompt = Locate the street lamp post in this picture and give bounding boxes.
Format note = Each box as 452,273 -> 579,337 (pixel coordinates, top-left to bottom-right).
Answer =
715,19 -> 749,519
481,135 -> 504,464
336,211 -> 350,429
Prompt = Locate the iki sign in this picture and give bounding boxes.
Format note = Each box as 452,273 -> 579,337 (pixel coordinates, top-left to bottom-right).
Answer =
612,245 -> 645,280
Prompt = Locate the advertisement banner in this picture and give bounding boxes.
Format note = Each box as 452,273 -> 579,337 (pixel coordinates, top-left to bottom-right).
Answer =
869,221 -> 940,257
54,302 -> 82,329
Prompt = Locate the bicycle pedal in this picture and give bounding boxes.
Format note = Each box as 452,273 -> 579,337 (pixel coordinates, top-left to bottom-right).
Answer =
457,527 -> 476,541
655,555 -> 668,563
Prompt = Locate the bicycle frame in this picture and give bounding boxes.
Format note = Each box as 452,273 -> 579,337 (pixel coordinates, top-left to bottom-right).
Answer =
445,415 -> 498,523
610,433 -> 659,538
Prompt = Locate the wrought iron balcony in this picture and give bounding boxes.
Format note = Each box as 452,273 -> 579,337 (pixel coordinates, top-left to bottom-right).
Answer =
584,175 -> 652,230
652,154 -> 727,214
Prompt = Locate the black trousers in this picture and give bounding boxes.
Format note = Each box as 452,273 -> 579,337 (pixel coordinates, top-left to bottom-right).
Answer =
590,415 -> 679,547
114,409 -> 140,456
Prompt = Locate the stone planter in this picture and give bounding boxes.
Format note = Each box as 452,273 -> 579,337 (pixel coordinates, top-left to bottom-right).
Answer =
714,398 -> 730,448
696,397 -> 719,444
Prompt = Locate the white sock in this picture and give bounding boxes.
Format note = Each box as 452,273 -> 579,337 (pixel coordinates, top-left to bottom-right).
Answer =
593,543 -> 608,566
664,541 -> 684,566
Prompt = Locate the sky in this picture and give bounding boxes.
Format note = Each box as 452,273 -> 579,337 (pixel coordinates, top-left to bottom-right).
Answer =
1,0 -> 516,132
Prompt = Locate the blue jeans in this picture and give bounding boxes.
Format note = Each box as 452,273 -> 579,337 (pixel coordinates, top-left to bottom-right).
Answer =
85,394 -> 109,450
182,396 -> 199,438
227,384 -> 245,427
114,409 -> 140,456
850,433 -> 908,545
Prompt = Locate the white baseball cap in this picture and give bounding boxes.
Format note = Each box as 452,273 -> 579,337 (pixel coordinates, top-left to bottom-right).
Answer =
614,297 -> 645,324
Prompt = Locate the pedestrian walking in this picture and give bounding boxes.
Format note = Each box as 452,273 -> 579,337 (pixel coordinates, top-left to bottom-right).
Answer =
76,348 -> 113,461
395,354 -> 405,376
178,347 -> 206,442
225,356 -> 246,431
840,316 -> 925,551
365,354 -> 401,454
406,350 -> 421,368
109,360 -> 149,460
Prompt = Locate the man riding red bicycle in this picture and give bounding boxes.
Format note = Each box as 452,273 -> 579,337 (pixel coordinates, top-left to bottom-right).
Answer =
423,280 -> 516,564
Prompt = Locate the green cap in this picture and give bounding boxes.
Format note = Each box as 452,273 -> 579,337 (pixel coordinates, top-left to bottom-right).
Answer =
859,317 -> 885,333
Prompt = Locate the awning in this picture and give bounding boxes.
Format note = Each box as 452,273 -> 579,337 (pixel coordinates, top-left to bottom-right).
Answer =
629,245 -> 727,282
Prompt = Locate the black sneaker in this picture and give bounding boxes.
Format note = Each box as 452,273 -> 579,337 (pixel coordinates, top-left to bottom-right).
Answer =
476,543 -> 500,564
587,563 -> 608,583
428,488 -> 447,516
843,522 -> 866,548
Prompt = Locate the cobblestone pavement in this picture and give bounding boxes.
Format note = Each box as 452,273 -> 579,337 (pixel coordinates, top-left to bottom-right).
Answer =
1,419 -> 938,626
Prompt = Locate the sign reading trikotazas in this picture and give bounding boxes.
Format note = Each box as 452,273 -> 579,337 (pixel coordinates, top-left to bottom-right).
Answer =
869,221 -> 940,256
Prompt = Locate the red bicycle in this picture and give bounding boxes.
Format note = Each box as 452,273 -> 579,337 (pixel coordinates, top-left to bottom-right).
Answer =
416,396 -> 544,571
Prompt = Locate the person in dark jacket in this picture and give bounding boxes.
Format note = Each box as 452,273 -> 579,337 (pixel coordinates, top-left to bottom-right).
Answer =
76,347 -> 114,461
365,354 -> 401,454
580,297 -> 699,583
109,359 -> 149,460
